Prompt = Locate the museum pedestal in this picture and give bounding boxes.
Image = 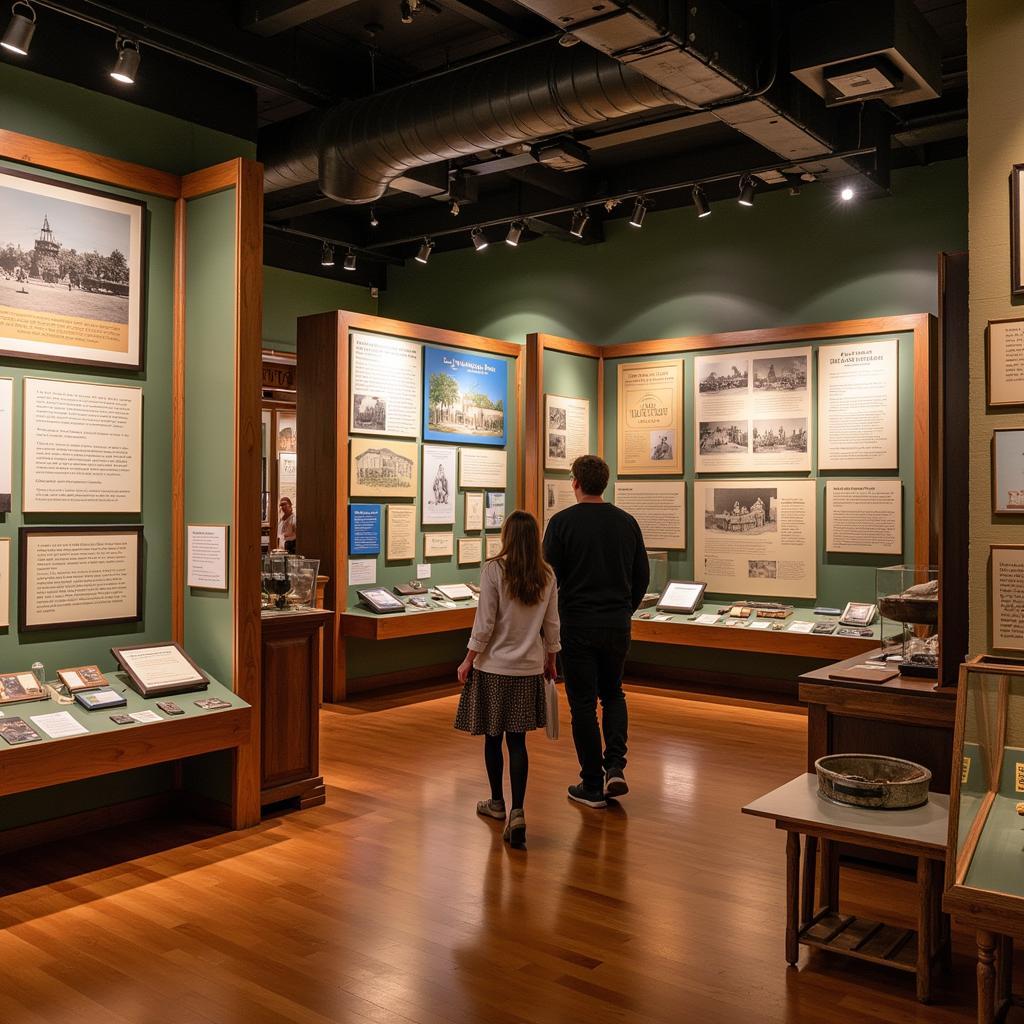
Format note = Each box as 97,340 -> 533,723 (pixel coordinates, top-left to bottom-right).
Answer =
260,608 -> 332,811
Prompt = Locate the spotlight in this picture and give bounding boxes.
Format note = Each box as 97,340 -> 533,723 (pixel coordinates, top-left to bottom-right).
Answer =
320,241 -> 335,267
471,227 -> 489,252
369,207 -> 379,227
415,237 -> 434,264
737,175 -> 755,207
840,185 -> 855,202
505,220 -> 524,247
628,197 -> 648,228
692,185 -> 711,218
1,1 -> 36,56
569,207 -> 589,238
110,37 -> 141,84
343,249 -> 357,272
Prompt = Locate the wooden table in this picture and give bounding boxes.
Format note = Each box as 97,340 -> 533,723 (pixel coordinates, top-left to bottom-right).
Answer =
743,774 -> 950,1002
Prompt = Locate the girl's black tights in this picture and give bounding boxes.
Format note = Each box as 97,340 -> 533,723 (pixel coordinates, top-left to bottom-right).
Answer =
484,732 -> 528,810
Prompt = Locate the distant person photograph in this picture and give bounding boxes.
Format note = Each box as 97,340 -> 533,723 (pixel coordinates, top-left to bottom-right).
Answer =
454,510 -> 560,849
544,455 -> 649,808
278,496 -> 297,553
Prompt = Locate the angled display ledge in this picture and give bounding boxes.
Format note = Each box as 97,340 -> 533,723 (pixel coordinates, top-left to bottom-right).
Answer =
0,672 -> 250,804
341,600 -> 479,640
630,608 -> 880,660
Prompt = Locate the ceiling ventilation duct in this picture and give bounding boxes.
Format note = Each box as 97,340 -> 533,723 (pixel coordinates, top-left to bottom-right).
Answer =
260,43 -> 681,203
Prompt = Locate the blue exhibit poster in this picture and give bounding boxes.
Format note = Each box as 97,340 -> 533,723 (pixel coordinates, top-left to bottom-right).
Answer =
349,504 -> 381,555
423,346 -> 507,447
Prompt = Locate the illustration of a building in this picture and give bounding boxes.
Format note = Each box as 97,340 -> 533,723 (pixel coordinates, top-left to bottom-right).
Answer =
355,447 -> 414,487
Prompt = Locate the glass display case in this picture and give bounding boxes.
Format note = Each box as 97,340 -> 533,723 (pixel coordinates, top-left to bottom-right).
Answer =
876,564 -> 939,677
647,550 -> 668,595
261,554 -> 320,611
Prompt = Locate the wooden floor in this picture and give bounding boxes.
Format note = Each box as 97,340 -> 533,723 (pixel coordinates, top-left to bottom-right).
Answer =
0,684 -> 993,1024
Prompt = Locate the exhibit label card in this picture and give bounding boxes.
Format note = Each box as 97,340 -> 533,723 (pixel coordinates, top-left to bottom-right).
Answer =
545,394 -> 590,471
825,481 -> 902,554
23,377 -> 142,513
694,479 -> 816,599
186,524 -> 229,590
464,491 -> 484,532
350,331 -> 422,437
458,537 -> 483,565
613,480 -> 686,550
422,444 -> 457,524
350,438 -> 418,498
0,377 -> 10,513
818,338 -> 898,470
694,346 -> 812,473
0,536 -> 8,628
424,532 -> 454,558
617,358 -> 683,475
486,536 -> 502,559
117,644 -> 205,687
349,505 -> 382,556
993,546 -> 1024,652
459,448 -> 507,489
386,504 -> 416,561
348,558 -> 376,585
279,451 -> 297,506
989,319 -> 1024,406
543,478 -> 575,526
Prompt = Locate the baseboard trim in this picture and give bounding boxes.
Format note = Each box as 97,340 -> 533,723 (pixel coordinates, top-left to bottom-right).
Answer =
624,660 -> 800,704
346,661 -> 460,695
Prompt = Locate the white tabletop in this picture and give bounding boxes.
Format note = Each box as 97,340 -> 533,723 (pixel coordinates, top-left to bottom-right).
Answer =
742,774 -> 949,852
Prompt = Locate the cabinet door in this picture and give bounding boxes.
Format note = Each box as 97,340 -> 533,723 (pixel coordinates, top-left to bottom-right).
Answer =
261,630 -> 319,789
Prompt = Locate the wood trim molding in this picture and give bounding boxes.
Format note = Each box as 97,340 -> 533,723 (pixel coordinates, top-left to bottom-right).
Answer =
231,157 -> 264,829
0,128 -> 180,198
336,312 -> 523,358
181,160 -> 245,199
172,198 -> 187,644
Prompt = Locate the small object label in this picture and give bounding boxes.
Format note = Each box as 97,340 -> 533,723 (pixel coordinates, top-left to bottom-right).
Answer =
416,563 -> 431,580
962,756 -> 971,785
1016,762 -> 1024,793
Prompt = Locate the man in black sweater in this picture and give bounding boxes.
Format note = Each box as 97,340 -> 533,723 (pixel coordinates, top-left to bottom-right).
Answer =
543,455 -> 649,808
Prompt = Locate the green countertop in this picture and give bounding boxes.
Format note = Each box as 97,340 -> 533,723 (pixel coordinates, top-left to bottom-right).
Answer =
631,604 -> 882,640
964,794 -> 1024,898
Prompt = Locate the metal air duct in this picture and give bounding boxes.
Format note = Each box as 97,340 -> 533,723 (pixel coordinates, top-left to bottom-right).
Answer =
260,43 -> 681,202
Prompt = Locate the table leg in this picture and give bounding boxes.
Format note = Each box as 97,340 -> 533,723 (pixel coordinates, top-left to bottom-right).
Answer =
997,935 -> 1013,1006
978,930 -> 997,1024
801,835 -> 818,926
786,831 -> 800,966
916,856 -> 933,1003
817,838 -> 839,912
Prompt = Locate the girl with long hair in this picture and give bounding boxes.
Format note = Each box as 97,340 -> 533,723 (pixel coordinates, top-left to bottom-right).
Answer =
454,510 -> 560,848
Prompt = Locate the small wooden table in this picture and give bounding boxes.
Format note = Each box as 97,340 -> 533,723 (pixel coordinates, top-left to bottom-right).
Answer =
743,774 -> 950,1002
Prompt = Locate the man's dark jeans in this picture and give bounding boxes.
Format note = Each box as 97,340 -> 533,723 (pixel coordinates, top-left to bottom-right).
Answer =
560,626 -> 631,791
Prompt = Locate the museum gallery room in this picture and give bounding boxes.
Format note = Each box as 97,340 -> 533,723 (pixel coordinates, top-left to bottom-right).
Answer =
2,0 -> 1024,1022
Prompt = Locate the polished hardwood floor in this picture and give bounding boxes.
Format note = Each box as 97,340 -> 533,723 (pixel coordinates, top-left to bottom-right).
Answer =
0,684 -> 996,1023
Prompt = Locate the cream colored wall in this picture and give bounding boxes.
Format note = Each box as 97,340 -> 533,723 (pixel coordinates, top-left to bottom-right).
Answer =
968,0 -> 1024,652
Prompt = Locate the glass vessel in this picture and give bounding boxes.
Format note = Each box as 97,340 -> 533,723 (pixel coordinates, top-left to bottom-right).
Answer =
286,556 -> 320,609
876,564 -> 939,677
647,550 -> 668,595
262,553 -> 290,610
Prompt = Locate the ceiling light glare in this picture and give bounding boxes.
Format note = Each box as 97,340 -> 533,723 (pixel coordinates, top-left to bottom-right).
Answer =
840,185 -> 855,202
1,2 -> 36,55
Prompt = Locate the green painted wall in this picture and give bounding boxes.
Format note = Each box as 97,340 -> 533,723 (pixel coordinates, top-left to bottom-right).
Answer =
262,267 -> 376,351
382,160 -> 966,345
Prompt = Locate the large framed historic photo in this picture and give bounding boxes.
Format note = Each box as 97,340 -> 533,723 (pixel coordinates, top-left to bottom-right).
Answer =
18,525 -> 143,632
423,345 -> 507,447
0,168 -> 145,370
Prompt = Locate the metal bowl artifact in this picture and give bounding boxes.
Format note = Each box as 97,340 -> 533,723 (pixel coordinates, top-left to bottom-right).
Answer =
814,754 -> 931,810
878,595 -> 939,626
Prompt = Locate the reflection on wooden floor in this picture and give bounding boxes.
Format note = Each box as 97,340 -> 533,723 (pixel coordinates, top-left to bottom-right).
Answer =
0,684 -> 987,1023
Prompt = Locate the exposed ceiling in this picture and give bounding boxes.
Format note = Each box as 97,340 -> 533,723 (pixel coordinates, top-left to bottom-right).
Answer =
2,1 -> 966,289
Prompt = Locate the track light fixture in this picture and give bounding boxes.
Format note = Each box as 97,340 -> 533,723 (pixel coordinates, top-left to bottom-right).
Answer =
369,207 -> 379,227
470,227 -> 489,252
569,207 -> 589,238
343,249 -> 357,272
505,220 -> 524,247
415,237 -> 434,264
737,175 -> 756,207
320,241 -> 335,267
110,36 -> 141,84
628,197 -> 649,228
1,1 -> 35,55
692,185 -> 711,219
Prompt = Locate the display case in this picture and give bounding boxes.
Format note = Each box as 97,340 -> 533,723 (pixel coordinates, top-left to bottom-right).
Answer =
261,554 -> 320,610
945,656 -> 1024,1022
877,564 -> 939,677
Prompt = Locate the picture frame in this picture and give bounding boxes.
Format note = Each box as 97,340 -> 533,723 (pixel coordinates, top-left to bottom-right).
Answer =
993,429 -> 1024,514
111,641 -> 210,697
986,318 -> 1024,406
839,601 -> 878,627
19,525 -> 143,632
991,545 -> 1024,652
186,523 -> 230,590
423,345 -> 507,447
0,167 -> 146,371
656,580 -> 707,614
1011,165 -> 1024,298
350,438 -> 417,498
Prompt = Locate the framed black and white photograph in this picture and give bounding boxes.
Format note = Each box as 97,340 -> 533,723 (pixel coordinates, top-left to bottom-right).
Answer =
0,168 -> 145,370
19,525 -> 143,632
1011,165 -> 1024,297
993,428 -> 1024,514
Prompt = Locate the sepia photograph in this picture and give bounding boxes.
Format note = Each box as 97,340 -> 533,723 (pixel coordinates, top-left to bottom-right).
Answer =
353,393 -> 387,432
752,354 -> 807,391
548,405 -> 567,431
698,358 -> 748,393
0,169 -> 144,369
752,418 -> 808,454
699,420 -> 748,454
705,486 -> 778,535
548,433 -> 566,460
748,559 -> 778,579
649,429 -> 675,461
350,439 -> 418,497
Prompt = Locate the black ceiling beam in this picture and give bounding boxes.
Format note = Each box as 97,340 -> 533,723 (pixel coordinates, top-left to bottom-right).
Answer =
30,0 -> 342,104
436,0 -> 535,40
239,0 -> 361,37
